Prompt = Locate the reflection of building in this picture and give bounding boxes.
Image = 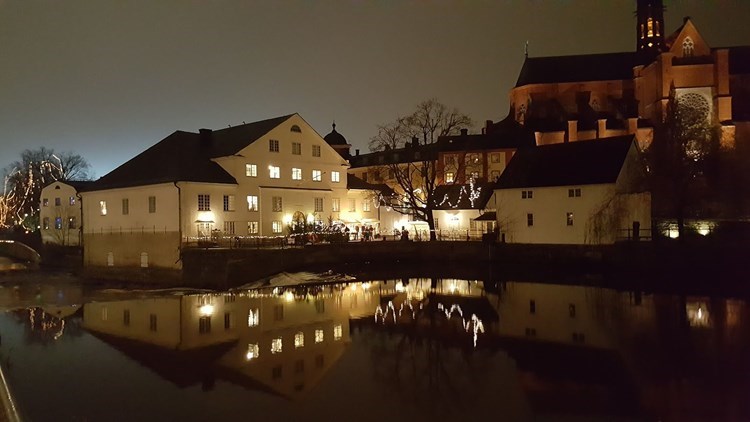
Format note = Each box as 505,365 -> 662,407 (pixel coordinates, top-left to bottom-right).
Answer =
82,284 -> 378,397
39,180 -> 92,246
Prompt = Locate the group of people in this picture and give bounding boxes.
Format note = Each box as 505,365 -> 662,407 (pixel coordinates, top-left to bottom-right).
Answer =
344,225 -> 376,241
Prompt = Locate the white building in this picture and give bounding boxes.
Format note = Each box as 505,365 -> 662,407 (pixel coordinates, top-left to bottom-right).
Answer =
80,114 -> 353,269
39,180 -> 93,246
491,136 -> 651,244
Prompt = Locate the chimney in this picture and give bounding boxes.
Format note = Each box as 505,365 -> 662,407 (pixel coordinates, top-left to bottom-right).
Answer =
485,120 -> 493,130
411,136 -> 419,147
460,128 -> 468,136
355,149 -> 360,156
199,128 -> 212,145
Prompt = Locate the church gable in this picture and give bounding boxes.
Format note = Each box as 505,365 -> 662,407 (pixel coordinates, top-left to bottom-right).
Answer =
666,19 -> 711,58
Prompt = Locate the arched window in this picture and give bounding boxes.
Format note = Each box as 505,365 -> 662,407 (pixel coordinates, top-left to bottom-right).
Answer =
682,37 -> 695,57
647,18 -> 654,37
517,103 -> 527,123
290,125 -> 302,133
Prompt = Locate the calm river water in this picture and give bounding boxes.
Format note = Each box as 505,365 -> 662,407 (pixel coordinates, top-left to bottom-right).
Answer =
0,272 -> 747,421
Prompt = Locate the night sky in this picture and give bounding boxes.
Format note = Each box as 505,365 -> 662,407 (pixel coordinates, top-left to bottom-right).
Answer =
2,0 -> 749,178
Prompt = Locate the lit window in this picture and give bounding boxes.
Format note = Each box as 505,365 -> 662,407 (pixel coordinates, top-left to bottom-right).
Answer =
198,194 -> 210,211
68,216 -> 76,229
292,142 -> 301,155
54,217 -> 62,229
445,172 -> 455,183
272,220 -> 283,234
647,17 -> 653,37
363,200 -> 370,212
42,217 -> 50,230
331,171 -> 340,183
246,343 -> 259,360
223,195 -> 235,212
272,196 -> 282,212
247,195 -> 258,211
42,198 -> 49,207
566,212 -> 574,226
269,166 -> 280,179
349,199 -> 356,212
312,170 -> 322,182
294,332 -> 304,348
223,221 -> 235,234
148,196 -> 157,213
332,198 -> 340,212
527,213 -> 534,227
248,221 -> 258,234
315,329 -> 324,343
100,200 -> 108,216
271,337 -> 282,354
69,196 -> 76,205
269,139 -> 279,152
246,164 -> 257,177
248,308 -> 259,326
314,197 -> 323,212
312,145 -> 321,157
333,324 -> 342,341
292,168 -> 302,180
682,37 -> 695,57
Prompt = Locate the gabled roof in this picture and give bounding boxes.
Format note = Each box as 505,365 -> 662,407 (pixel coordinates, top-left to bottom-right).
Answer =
515,52 -> 638,87
346,174 -> 395,196
91,115 -> 294,190
432,182 -> 495,210
495,136 -> 635,190
43,179 -> 96,191
438,114 -> 536,152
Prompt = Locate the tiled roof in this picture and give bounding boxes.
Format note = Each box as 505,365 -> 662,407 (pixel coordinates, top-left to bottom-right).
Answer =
92,115 -> 294,190
495,136 -> 635,189
515,52 -> 639,87
432,182 -> 495,210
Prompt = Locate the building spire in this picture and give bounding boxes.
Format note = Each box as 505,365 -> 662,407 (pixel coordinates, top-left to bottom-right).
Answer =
332,121 -> 337,132
525,40 -> 529,58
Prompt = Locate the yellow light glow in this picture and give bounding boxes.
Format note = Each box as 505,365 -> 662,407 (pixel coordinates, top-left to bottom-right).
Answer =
283,214 -> 293,224
284,291 -> 294,302
196,211 -> 215,223
395,282 -> 405,293
307,213 -> 315,223
361,282 -> 371,290
199,304 -> 214,316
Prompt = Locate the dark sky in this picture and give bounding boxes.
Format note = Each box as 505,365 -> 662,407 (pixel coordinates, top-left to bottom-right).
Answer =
2,0 -> 749,178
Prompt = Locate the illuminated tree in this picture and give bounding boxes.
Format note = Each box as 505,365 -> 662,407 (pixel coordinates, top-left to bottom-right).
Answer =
649,85 -> 720,238
1,148 -> 91,229
369,99 -> 473,240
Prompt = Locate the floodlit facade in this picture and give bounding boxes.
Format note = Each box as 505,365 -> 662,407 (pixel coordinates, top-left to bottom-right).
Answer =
491,136 -> 651,244
509,0 -> 750,150
39,180 -> 92,246
81,114 -> 350,269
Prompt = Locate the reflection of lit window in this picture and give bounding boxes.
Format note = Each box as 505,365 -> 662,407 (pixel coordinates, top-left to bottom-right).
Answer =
333,324 -> 342,341
246,343 -> 259,360
100,200 -> 107,216
315,329 -> 324,343
294,332 -> 304,348
687,302 -> 710,327
271,337 -> 283,354
445,172 -> 455,183
247,309 -> 259,327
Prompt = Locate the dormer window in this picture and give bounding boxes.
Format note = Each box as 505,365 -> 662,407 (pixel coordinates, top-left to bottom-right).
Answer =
682,37 -> 695,57
290,125 -> 301,133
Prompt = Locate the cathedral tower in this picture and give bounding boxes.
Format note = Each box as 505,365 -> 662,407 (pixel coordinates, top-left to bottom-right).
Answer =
636,0 -> 665,58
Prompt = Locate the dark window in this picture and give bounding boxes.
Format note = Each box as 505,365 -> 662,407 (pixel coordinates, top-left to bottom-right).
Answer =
529,300 -> 536,314
149,314 -> 157,331
272,365 -> 282,380
315,354 -> 324,368
315,299 -> 325,314
148,196 -> 156,213
199,316 -> 211,334
274,304 -> 284,321
294,359 -> 304,374
290,125 -> 302,133
198,194 -> 210,211
569,304 -> 576,318
224,312 -> 231,330
54,197 -> 61,206
527,213 -> 534,227
123,309 -> 130,326
525,328 -> 537,337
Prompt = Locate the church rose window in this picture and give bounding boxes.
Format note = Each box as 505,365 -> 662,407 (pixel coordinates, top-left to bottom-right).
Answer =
679,92 -> 710,121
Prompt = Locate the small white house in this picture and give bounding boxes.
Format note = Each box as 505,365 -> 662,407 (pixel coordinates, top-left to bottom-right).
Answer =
431,181 -> 496,240
39,180 -> 93,246
491,136 -> 651,244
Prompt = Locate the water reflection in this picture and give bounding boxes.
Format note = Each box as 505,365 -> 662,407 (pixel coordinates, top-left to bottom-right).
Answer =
0,276 -> 747,420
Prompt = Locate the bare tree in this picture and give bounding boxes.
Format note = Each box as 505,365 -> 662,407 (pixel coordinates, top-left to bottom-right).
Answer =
649,85 -> 720,238
369,99 -> 473,240
1,148 -> 91,229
